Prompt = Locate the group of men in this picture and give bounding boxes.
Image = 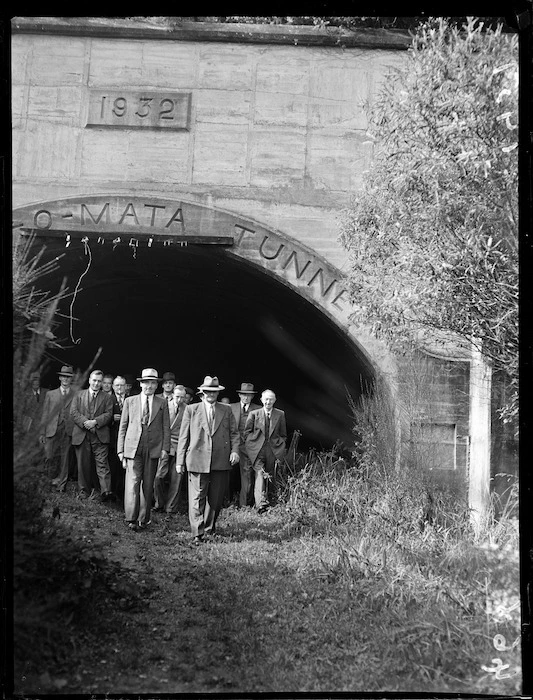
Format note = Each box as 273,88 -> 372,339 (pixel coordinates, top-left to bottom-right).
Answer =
37,365 -> 287,545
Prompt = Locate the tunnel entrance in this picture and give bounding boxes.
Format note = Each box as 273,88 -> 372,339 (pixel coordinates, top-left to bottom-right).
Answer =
15,195 -> 378,452
29,238 -> 373,452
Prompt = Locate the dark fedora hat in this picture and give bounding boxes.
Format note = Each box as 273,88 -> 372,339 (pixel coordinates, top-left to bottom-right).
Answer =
237,382 -> 256,395
162,371 -> 176,382
57,365 -> 74,377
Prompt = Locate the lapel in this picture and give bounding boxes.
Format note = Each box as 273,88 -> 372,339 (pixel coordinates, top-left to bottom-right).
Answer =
259,409 -> 267,435
171,402 -> 184,429
149,395 -> 160,425
85,389 -> 96,414
200,402 -> 211,434
213,403 -> 224,434
94,390 -> 104,414
270,409 -> 279,436
62,388 -> 73,409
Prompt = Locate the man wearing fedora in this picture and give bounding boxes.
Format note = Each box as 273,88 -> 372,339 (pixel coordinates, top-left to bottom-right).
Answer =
153,384 -> 188,514
117,368 -> 170,531
230,382 -> 261,507
176,376 -> 240,544
39,364 -> 76,491
244,389 -> 287,513
71,369 -> 114,501
157,371 -> 176,402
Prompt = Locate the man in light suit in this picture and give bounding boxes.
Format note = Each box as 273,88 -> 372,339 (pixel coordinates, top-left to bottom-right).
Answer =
176,376 -> 240,545
117,368 -> 170,531
244,389 -> 287,513
70,369 -> 114,501
230,382 -> 261,507
153,384 -> 187,514
39,364 -> 76,491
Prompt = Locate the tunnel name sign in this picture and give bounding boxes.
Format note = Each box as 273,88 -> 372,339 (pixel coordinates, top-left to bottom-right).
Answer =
15,196 -> 349,312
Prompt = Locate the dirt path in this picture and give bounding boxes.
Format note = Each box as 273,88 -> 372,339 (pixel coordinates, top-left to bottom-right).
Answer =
17,489 -> 374,695
16,483 -> 519,695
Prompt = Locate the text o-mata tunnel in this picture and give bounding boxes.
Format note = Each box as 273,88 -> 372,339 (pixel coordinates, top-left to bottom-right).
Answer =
22,220 -> 375,453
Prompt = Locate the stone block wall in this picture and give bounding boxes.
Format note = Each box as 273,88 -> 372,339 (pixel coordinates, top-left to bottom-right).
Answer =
11,24 -> 404,271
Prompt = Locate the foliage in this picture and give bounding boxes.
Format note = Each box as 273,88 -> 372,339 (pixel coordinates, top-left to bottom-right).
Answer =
12,231 -> 68,443
338,17 -> 518,423
128,16 -> 512,31
276,450 -> 520,692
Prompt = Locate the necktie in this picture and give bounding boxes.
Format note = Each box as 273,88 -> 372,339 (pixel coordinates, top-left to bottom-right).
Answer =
142,397 -> 149,425
265,411 -> 271,438
209,404 -> 215,431
242,404 -> 247,414
90,391 -> 96,415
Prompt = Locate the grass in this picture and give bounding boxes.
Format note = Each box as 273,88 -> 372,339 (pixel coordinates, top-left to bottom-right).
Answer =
11,453 -> 522,695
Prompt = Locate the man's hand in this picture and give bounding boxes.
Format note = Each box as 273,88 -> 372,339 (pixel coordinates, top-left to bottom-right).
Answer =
229,451 -> 240,465
83,419 -> 97,430
161,449 -> 168,459
118,452 -> 127,469
176,464 -> 185,475
113,413 -> 121,422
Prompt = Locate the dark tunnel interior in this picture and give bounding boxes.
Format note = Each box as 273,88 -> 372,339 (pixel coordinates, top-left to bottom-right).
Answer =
34,238 -> 375,453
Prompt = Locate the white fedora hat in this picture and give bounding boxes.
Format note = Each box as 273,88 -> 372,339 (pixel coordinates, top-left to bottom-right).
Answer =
136,368 -> 162,382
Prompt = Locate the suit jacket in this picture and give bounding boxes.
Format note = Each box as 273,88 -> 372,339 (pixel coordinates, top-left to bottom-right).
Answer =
229,402 -> 261,446
117,393 -> 170,459
40,387 -> 75,437
244,407 -> 287,464
176,401 -> 240,473
110,392 -> 126,448
169,401 -> 186,456
111,392 -> 126,422
24,388 -> 48,432
70,389 -> 113,445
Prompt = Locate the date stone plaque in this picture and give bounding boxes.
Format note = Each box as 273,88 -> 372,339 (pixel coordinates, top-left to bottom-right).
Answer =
87,90 -> 191,130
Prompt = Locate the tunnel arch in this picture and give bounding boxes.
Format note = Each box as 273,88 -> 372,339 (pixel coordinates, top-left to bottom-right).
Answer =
14,194 -> 396,450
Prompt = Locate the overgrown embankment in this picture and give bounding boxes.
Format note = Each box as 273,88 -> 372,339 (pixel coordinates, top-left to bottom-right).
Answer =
12,455 -> 521,695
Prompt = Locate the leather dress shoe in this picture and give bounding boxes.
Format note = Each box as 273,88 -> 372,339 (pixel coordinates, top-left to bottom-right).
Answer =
193,536 -> 203,546
126,522 -> 139,532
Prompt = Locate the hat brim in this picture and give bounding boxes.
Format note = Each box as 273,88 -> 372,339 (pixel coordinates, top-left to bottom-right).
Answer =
238,390 -> 256,394
137,376 -> 162,382
198,385 -> 224,392
58,371 -> 74,377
